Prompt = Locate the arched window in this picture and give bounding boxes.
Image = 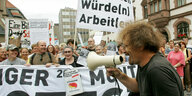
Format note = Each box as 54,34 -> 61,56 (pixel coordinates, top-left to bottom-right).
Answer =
177,22 -> 189,39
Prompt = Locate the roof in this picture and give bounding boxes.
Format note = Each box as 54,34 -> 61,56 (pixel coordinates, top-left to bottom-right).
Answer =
6,0 -> 17,8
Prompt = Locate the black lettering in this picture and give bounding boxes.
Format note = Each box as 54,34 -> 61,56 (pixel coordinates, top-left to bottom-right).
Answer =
116,17 -> 119,28
100,19 -> 106,25
118,4 -> 122,15
21,21 -> 28,29
112,6 -> 118,13
57,70 -> 62,78
20,69 -> 34,85
9,29 -> 13,37
99,3 -> 104,11
90,70 -> 105,85
93,15 -> 99,24
92,0 -> 98,10
111,18 -> 115,27
107,17 -> 110,26
82,0 -> 92,9
127,7 -> 130,16
9,20 -> 14,28
107,76 -> 115,83
35,70 -> 48,86
127,65 -> 136,78
0,69 -> 2,85
87,16 -> 92,23
122,7 -> 127,15
105,3 -> 111,12
122,66 -> 127,74
5,68 -> 18,84
79,14 -> 87,23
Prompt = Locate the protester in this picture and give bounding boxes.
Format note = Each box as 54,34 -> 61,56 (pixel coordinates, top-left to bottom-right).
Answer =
56,50 -> 65,63
67,39 -> 79,56
180,41 -> 191,92
167,43 -> 185,89
159,37 -> 167,56
59,46 -> 83,67
54,45 -> 60,55
87,38 -> 96,51
183,38 -> 190,47
0,44 -> 26,65
47,45 -> 56,56
106,22 -> 184,96
59,43 -> 66,53
30,43 -> 38,54
20,48 -> 29,62
165,40 -> 174,57
116,43 -> 126,62
100,40 -> 106,48
0,47 -> 7,62
28,40 -> 57,67
103,46 -> 107,55
95,45 -> 104,56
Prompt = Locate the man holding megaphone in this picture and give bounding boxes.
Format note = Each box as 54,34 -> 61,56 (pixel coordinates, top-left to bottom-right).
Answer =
106,22 -> 184,96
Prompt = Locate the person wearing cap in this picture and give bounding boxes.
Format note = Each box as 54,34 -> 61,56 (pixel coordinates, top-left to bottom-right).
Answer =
0,47 -> 7,62
0,44 -> 26,65
27,40 -> 57,67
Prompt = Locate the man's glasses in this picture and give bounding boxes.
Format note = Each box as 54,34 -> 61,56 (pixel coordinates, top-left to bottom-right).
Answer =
64,51 -> 72,53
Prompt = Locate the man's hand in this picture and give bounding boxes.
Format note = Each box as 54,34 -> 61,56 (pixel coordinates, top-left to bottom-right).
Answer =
45,63 -> 52,67
106,67 -> 122,79
54,64 -> 60,67
24,63 -> 31,66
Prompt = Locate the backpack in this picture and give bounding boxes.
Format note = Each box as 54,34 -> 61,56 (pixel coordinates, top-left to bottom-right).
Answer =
30,52 -> 52,65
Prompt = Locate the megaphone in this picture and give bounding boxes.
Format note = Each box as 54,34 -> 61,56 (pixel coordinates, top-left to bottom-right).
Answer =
87,52 -> 123,71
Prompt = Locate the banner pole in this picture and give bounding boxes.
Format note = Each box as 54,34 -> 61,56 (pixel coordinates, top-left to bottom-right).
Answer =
74,27 -> 77,49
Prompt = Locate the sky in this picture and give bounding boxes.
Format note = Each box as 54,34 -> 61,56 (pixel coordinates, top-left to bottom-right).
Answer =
8,0 -> 78,23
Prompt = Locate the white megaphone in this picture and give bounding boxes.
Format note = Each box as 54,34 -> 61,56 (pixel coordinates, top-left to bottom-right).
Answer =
87,52 -> 123,71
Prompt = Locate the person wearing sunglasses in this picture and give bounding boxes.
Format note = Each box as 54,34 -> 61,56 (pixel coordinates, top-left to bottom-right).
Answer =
59,46 -> 83,67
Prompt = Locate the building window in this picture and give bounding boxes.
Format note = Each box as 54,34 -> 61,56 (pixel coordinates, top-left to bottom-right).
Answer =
154,2 -> 158,12
158,0 -> 162,10
177,22 -> 189,39
70,19 -> 75,22
178,0 -> 185,7
63,18 -> 70,22
63,25 -> 70,28
144,5 -> 148,18
62,11 -> 70,15
150,4 -> 154,14
63,32 -> 71,35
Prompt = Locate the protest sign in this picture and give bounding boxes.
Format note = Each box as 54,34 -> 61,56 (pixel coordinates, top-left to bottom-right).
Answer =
76,0 -> 134,32
5,18 -> 30,48
29,19 -> 49,46
77,48 -> 90,66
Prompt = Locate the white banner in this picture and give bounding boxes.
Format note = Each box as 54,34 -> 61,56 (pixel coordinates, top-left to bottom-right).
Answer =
76,0 -> 134,32
93,32 -> 103,45
5,18 -> 30,48
0,64 -> 137,96
29,19 -> 49,46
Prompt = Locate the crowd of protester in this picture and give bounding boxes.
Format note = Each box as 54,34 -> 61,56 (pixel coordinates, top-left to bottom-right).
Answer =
1,37 -> 192,92
0,38 -> 128,67
161,38 -> 192,92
